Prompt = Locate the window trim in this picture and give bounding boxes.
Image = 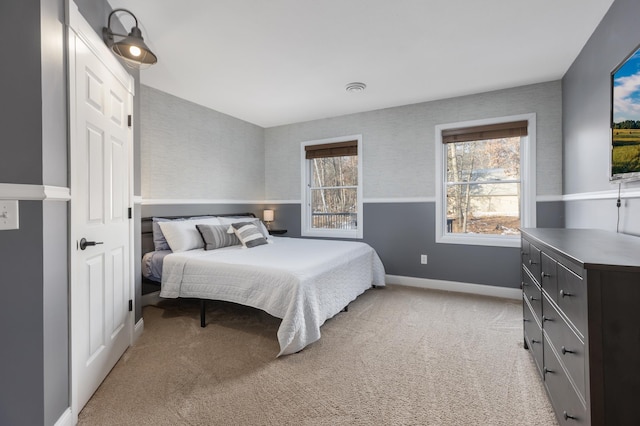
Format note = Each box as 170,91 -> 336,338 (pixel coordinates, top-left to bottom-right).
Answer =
301,134 -> 363,239
434,114 -> 537,248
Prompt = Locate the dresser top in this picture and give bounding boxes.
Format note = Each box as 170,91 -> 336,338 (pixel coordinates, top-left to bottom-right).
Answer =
521,228 -> 640,272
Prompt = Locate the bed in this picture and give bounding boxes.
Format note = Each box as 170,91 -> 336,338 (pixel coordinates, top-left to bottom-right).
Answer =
142,214 -> 386,356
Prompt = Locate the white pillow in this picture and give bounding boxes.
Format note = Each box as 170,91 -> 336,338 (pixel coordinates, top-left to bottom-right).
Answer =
218,216 -> 269,239
158,217 -> 221,252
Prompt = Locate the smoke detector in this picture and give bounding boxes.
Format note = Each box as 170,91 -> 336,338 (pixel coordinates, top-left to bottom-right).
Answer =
345,82 -> 367,93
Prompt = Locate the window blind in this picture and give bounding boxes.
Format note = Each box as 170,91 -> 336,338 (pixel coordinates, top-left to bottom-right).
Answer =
441,120 -> 528,144
305,140 -> 357,159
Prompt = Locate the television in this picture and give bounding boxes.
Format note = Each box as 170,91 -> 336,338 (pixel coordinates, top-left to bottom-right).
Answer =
611,44 -> 640,182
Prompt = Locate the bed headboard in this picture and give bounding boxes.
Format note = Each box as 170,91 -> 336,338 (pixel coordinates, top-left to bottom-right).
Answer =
141,212 -> 257,256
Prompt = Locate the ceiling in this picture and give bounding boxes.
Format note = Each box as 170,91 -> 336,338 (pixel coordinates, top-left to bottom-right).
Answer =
108,0 -> 614,128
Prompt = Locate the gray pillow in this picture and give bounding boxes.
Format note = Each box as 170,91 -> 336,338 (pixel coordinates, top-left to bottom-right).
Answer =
230,222 -> 268,248
196,224 -> 240,250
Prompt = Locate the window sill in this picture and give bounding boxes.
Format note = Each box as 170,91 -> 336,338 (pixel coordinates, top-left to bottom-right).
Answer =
302,229 -> 362,239
436,234 -> 521,248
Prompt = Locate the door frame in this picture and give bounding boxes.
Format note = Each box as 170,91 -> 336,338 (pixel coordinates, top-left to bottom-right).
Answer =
67,2 -> 136,421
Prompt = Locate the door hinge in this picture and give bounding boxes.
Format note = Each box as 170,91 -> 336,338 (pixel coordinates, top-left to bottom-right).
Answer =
128,207 -> 132,219
128,300 -> 133,312
127,115 -> 132,128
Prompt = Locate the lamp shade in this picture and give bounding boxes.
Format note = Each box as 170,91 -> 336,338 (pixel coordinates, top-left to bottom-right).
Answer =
111,26 -> 157,66
263,210 -> 274,222
103,8 -> 157,70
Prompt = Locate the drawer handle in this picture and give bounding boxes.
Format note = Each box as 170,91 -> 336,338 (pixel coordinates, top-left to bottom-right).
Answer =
529,259 -> 537,265
563,411 -> 577,421
561,346 -> 575,355
529,295 -> 538,301
542,316 -> 553,322
544,367 -> 554,375
541,272 -> 551,278
560,289 -> 573,298
531,339 -> 540,344
521,281 -> 528,287
523,318 -> 530,323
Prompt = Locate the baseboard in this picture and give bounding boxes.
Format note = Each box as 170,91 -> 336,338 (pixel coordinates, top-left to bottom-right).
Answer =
54,408 -> 74,426
133,318 -> 144,344
386,274 -> 521,300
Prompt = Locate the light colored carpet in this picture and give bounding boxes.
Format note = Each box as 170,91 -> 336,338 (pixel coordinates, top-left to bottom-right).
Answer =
78,285 -> 557,425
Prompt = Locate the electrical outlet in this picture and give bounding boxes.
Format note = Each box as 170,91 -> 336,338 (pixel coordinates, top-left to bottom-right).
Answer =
420,254 -> 428,264
0,200 -> 19,230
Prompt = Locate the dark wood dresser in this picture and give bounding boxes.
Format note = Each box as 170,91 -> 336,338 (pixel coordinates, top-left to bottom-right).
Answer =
520,228 -> 640,425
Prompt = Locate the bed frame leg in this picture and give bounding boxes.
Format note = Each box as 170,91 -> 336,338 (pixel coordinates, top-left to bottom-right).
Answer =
200,299 -> 206,327
342,305 -> 349,313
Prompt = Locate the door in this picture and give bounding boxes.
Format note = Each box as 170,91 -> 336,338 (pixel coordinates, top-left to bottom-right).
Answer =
70,28 -> 133,413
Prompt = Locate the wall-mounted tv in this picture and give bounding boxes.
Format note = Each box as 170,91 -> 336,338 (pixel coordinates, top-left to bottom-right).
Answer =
611,44 -> 640,182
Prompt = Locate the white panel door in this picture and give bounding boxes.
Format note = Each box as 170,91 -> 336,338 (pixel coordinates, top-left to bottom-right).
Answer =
70,32 -> 132,413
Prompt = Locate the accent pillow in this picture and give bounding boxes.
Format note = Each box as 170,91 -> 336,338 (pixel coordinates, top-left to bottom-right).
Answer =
230,222 -> 268,248
152,216 -> 214,251
218,216 -> 270,239
158,217 -> 221,252
152,217 -> 176,251
196,224 -> 240,250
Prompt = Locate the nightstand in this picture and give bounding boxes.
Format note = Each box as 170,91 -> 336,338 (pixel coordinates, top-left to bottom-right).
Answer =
268,229 -> 287,235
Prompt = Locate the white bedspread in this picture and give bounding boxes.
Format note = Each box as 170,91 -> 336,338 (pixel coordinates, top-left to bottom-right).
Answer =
160,237 -> 385,356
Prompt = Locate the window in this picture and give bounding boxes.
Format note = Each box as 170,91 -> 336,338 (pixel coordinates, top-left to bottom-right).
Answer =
301,135 -> 363,238
435,114 -> 536,247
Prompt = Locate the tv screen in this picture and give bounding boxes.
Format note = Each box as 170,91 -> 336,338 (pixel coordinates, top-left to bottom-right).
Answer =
611,44 -> 640,181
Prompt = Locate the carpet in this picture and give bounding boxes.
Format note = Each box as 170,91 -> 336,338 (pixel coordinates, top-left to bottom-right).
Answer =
78,285 -> 557,425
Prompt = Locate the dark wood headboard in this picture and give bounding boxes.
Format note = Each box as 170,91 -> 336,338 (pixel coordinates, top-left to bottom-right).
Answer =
141,212 -> 257,256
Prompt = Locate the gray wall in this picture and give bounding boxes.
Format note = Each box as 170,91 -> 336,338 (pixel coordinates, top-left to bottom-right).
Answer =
263,82 -> 563,288
140,85 -> 265,200
0,1 -> 68,425
142,81 -> 562,289
563,0 -> 640,235
265,82 -> 563,200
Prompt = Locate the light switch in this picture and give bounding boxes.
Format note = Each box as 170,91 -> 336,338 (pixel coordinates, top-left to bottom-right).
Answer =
0,200 -> 19,230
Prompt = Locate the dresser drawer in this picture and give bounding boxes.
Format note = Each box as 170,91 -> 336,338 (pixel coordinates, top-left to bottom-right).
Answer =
522,267 -> 542,322
544,344 -> 587,425
542,295 -> 586,400
541,252 -> 558,302
557,263 -> 587,337
523,300 -> 544,377
525,243 -> 541,283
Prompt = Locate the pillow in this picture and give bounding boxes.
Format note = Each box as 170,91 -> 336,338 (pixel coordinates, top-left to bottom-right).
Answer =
196,224 -> 240,250
229,222 -> 268,248
152,217 -> 175,251
152,216 -> 214,251
158,217 -> 221,252
218,216 -> 269,239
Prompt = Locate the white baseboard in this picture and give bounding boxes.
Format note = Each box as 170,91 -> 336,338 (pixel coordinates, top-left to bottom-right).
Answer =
133,318 -> 144,344
386,274 -> 521,300
54,407 -> 74,426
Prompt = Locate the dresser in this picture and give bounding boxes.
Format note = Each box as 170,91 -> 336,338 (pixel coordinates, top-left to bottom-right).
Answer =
521,228 -> 640,425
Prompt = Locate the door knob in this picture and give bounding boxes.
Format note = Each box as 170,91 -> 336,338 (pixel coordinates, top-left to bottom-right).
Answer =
80,238 -> 103,250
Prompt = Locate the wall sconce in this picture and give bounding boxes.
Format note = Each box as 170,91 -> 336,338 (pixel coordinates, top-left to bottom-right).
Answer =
263,209 -> 274,229
102,8 -> 157,69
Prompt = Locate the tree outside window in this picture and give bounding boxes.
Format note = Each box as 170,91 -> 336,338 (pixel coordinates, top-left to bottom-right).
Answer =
446,137 -> 521,236
302,135 -> 363,239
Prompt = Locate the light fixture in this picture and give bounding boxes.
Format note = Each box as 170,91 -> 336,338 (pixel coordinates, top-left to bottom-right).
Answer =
263,209 -> 274,229
345,82 -> 367,93
103,8 -> 157,69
